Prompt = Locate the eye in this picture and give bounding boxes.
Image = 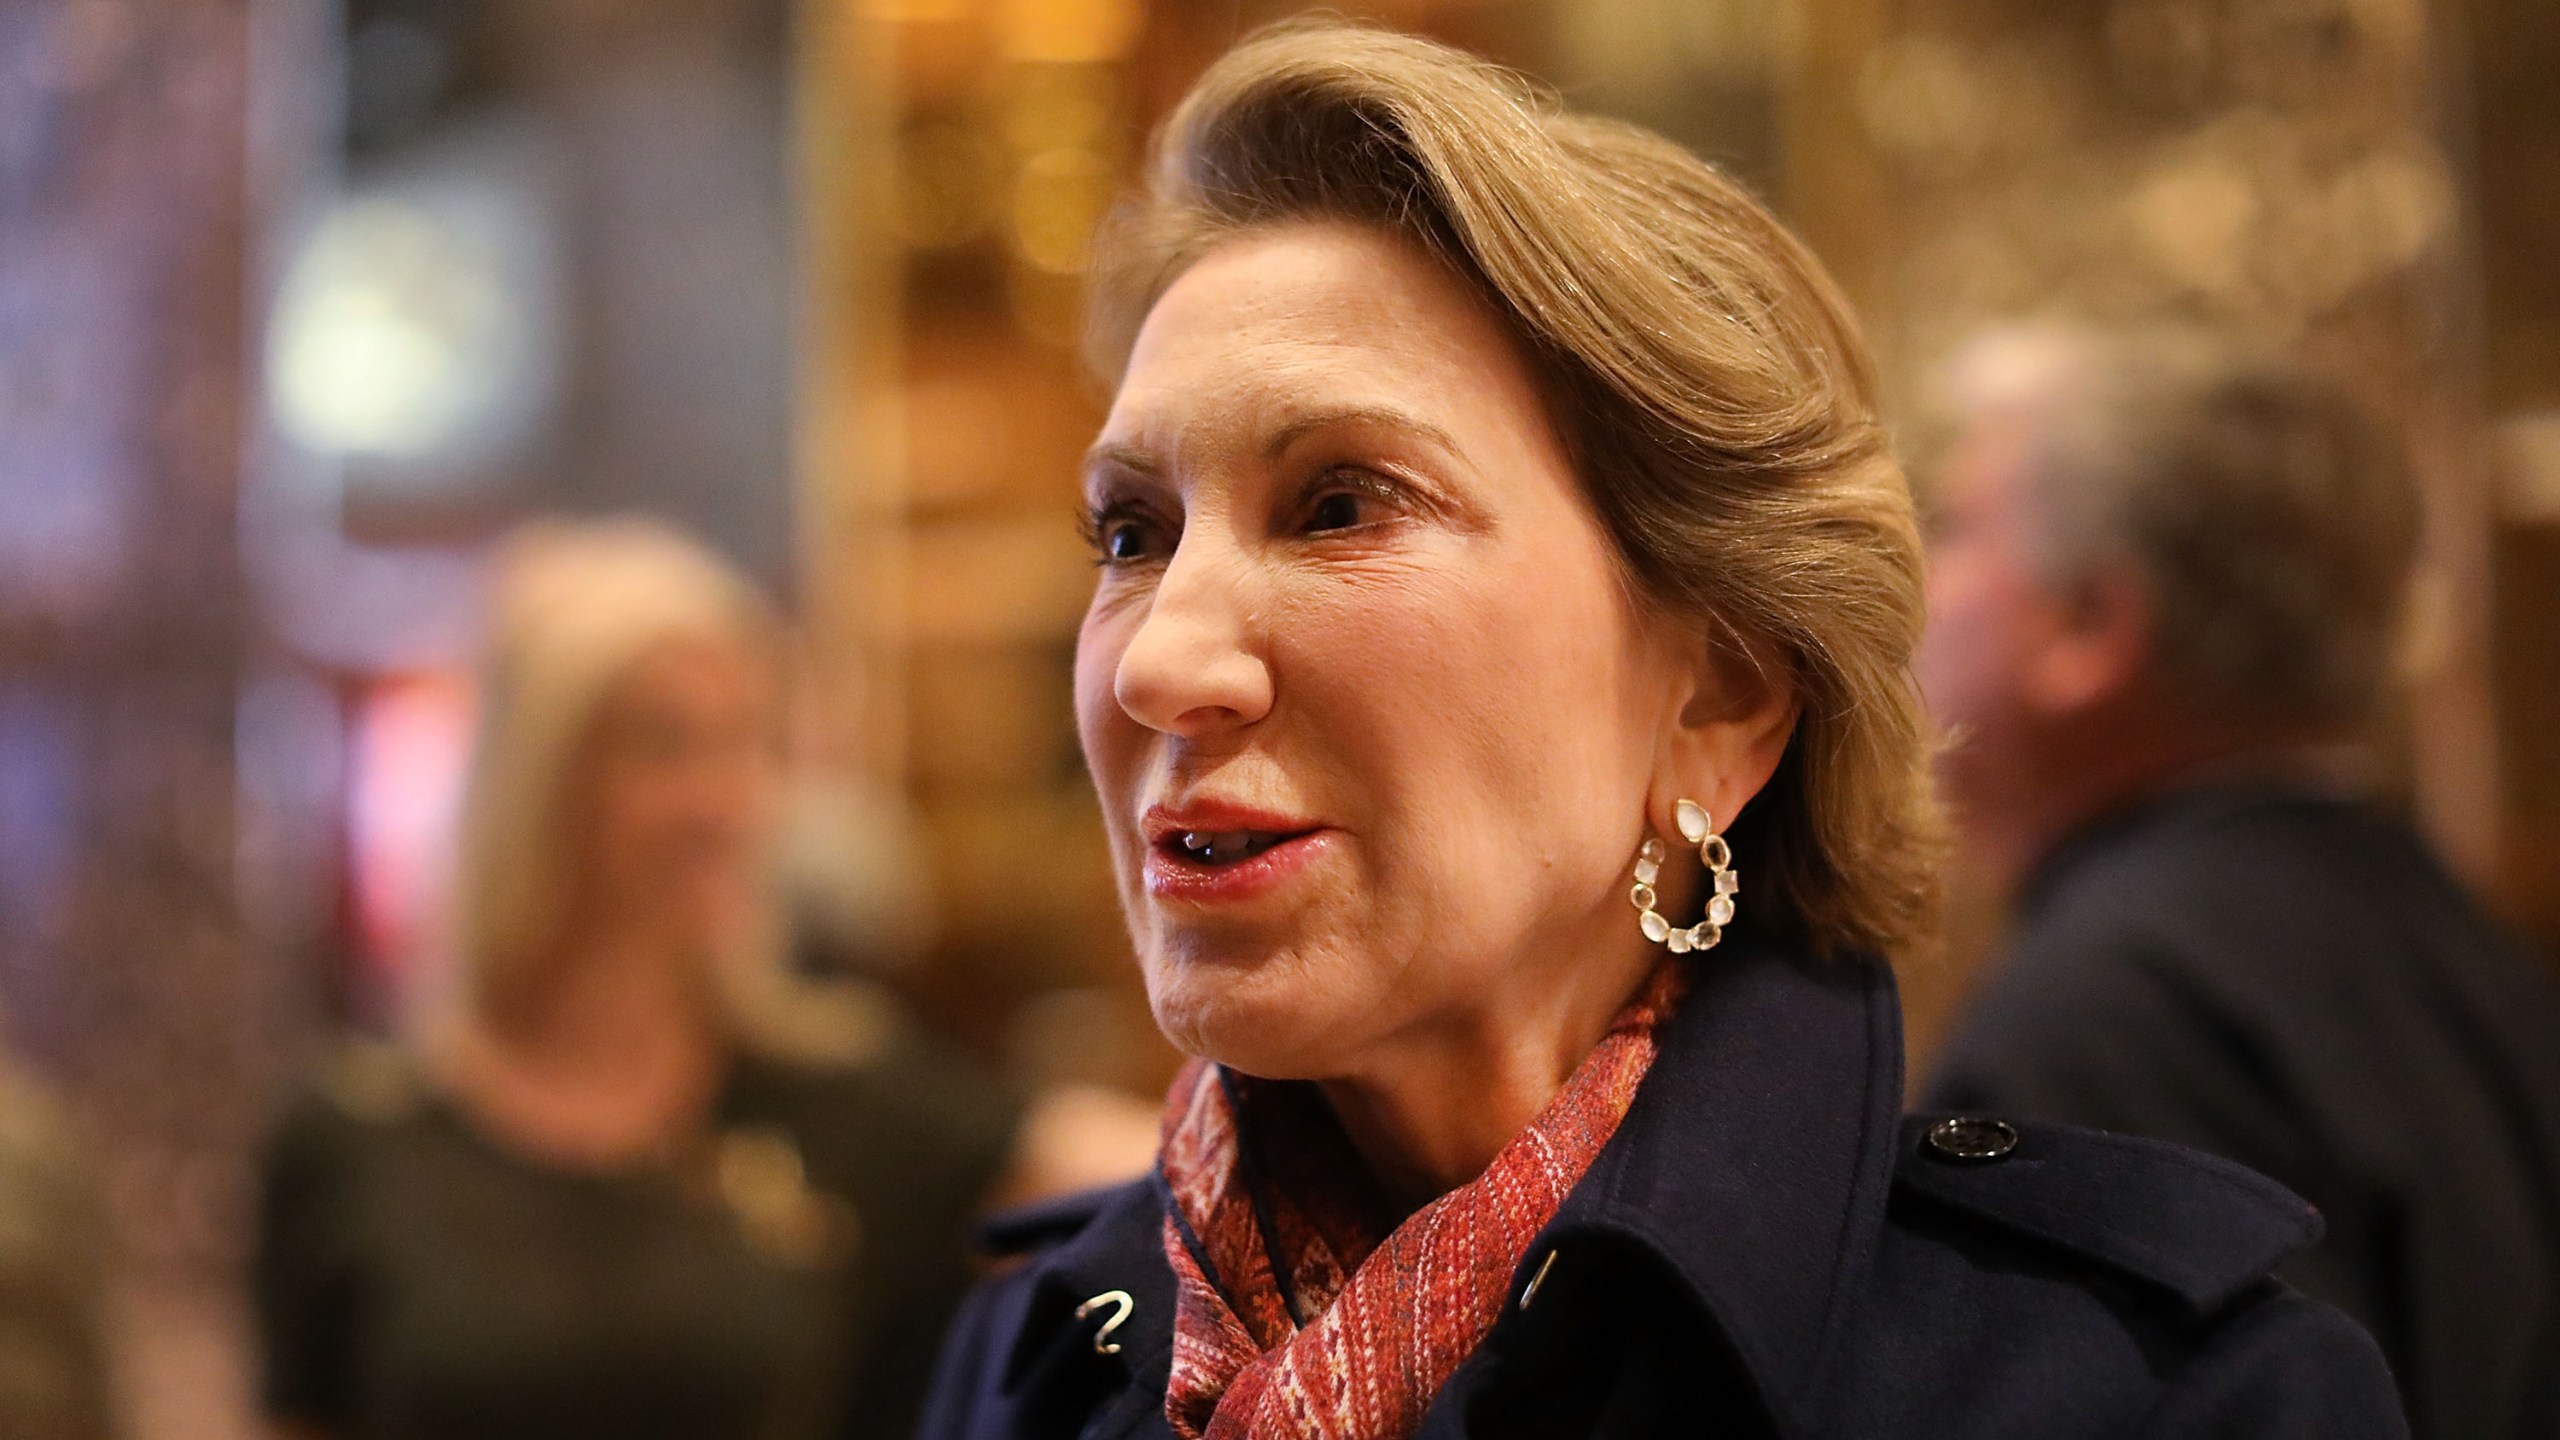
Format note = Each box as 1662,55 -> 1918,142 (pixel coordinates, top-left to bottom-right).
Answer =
1083,502 -> 1169,566
1103,519 -> 1152,560
1296,469 -> 1399,536
1306,491 -> 1365,533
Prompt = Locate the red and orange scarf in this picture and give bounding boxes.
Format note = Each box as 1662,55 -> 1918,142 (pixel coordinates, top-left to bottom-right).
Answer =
1156,963 -> 1687,1440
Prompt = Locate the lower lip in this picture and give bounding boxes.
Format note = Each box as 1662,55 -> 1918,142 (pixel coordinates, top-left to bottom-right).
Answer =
1142,830 -> 1334,905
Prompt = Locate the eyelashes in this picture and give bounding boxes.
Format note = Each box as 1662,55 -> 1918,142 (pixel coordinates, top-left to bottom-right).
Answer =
1289,466 -> 1414,530
1078,465 -> 1432,569
1077,498 -> 1170,566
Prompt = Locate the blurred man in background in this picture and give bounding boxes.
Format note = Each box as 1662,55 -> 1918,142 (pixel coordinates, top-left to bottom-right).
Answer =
1918,328 -> 2560,1440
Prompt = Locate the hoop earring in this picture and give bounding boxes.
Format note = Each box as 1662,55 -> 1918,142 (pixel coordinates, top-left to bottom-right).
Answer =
1629,798 -> 1739,955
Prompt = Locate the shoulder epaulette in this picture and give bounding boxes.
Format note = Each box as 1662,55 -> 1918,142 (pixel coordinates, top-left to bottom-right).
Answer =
1894,1113 -> 2321,1317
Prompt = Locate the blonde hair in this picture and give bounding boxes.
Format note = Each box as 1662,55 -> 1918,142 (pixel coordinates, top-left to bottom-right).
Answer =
1088,22 -> 1943,963
444,516 -> 877,1062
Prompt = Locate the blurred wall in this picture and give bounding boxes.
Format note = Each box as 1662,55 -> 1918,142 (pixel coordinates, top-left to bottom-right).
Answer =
2470,0 -> 2560,961
2,4 -> 283,1437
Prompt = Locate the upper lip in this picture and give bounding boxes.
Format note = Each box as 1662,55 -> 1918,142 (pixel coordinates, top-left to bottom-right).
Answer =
1141,798 -> 1323,845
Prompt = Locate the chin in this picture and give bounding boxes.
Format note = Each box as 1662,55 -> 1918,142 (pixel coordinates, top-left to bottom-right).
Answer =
1142,950 -> 1354,1081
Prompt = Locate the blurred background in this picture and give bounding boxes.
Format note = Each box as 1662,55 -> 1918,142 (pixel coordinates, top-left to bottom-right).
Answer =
3,0 -> 2557,1436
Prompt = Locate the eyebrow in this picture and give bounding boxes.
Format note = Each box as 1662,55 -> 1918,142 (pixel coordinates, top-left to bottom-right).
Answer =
1263,404 -> 1461,462
1080,403 -> 1465,488
1082,441 -> 1162,480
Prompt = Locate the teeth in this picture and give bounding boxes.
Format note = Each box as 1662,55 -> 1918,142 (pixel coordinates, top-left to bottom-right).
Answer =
1173,829 -> 1278,862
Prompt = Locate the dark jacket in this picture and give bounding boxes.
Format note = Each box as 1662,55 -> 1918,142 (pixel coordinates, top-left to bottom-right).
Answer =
1927,781 -> 2560,1440
921,935 -> 2404,1439
256,1031 -> 1020,1440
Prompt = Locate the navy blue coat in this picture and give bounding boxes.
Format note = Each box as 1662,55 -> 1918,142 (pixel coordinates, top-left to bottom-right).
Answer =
920,936 -> 2405,1439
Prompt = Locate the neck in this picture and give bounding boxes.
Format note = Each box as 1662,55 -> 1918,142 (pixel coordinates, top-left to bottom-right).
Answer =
1315,920 -> 1659,1214
432,925 -> 732,1172
1985,700 -> 2345,888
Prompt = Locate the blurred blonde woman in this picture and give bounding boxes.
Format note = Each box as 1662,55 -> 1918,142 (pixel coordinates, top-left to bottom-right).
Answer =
921,23 -> 2401,1440
256,518 -> 1024,1440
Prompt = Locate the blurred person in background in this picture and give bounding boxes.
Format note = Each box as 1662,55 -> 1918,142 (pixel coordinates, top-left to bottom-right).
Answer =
0,1056 -> 113,1440
1919,327 -> 2560,1439
254,518 -> 1137,1440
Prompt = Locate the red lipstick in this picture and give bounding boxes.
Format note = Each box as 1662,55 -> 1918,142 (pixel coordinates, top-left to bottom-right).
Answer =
1140,799 -> 1333,905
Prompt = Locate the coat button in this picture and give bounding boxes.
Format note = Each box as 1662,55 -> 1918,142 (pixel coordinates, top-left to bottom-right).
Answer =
1925,1116 -> 2019,1163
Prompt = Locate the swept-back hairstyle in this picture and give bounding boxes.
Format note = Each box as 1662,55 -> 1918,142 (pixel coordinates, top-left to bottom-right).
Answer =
441,516 -> 876,1062
1087,23 -> 1943,963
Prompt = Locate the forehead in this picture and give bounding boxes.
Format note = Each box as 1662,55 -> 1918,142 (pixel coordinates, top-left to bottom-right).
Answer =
1102,222 -> 1545,450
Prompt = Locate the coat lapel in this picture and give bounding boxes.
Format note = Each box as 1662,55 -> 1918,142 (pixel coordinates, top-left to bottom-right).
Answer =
998,1176 -> 1178,1436
1529,936 -> 1905,1437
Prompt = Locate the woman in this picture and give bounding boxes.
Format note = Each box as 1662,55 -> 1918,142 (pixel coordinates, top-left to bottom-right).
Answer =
922,23 -> 2404,1440
256,520 -> 1025,1440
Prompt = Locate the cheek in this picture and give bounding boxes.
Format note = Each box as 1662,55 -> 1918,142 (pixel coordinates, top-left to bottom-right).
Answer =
1284,540 -> 1647,888
1074,600 -> 1158,924
1074,604 -> 1137,788
1921,557 -> 2030,713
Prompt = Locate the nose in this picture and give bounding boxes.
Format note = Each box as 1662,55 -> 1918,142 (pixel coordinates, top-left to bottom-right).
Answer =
1112,538 -> 1274,740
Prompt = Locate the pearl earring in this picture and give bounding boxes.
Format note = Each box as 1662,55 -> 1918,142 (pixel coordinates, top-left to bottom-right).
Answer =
1629,798 -> 1739,954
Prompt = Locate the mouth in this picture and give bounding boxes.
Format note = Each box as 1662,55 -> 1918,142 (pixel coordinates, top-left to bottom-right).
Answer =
1162,829 -> 1298,865
1140,802 -> 1332,904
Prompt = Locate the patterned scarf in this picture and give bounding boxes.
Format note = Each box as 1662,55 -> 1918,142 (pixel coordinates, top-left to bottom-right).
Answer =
1156,962 -> 1687,1440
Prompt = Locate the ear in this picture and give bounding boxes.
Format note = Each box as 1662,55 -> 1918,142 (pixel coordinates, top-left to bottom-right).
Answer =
1648,622 -> 1800,843
2022,565 -> 2153,716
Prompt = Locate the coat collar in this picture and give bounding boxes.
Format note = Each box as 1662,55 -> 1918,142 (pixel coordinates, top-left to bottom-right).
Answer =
1544,933 -> 1904,1435
998,934 -> 1905,1438
997,1173 -> 1177,1419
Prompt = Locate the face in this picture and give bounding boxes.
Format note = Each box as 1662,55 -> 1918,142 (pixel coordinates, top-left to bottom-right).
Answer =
570,633 -> 781,954
1075,222 -> 1702,1080
1915,414 -> 2073,818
